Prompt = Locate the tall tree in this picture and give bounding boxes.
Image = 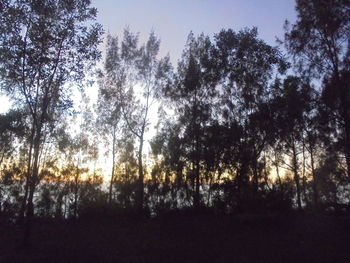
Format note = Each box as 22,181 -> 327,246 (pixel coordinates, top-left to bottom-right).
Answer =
212,28 -> 287,210
284,0 -> 350,178
100,29 -> 171,210
0,0 -> 103,243
162,32 -> 215,208
96,35 -> 122,203
271,76 -> 313,210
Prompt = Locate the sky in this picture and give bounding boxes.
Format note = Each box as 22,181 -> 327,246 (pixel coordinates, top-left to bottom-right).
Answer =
92,0 -> 297,137
0,0 -> 297,113
91,0 -> 297,118
92,0 -> 297,64
0,0 -> 298,177
86,0 -> 298,172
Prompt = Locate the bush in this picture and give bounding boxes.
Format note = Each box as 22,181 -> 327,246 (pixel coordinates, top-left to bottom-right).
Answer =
78,201 -> 150,221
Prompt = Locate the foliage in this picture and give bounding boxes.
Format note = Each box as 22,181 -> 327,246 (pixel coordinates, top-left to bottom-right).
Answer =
1,0 -> 350,227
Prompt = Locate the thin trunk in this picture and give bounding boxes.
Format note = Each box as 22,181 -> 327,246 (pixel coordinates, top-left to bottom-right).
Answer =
263,163 -> 272,191
342,105 -> 350,179
193,117 -> 200,208
207,168 -> 214,207
194,154 -> 200,208
109,127 -> 116,203
236,164 -> 246,213
73,164 -> 79,219
23,128 -> 41,245
274,151 -> 283,189
19,124 -> 35,222
301,139 -> 307,204
137,133 -> 144,211
252,157 -> 259,193
310,147 -> 319,209
55,191 -> 64,219
64,194 -> 67,219
292,139 -> 302,211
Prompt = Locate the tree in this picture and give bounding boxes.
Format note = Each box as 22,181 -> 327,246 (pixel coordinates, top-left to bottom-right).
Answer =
0,110 -> 25,167
113,134 -> 139,208
284,0 -> 350,179
96,35 -> 123,203
271,76 -> 313,210
0,0 -> 103,243
61,131 -> 97,219
212,28 -> 287,210
150,119 -> 189,208
101,29 -> 171,210
161,32 -> 215,208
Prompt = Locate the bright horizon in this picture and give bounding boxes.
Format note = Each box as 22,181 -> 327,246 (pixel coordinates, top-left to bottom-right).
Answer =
0,0 -> 297,181
90,0 -> 297,180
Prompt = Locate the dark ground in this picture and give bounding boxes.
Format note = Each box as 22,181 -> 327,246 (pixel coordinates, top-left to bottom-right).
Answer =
1,213 -> 350,263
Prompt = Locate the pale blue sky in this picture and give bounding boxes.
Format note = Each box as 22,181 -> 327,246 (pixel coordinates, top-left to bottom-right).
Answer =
85,0 -> 298,153
0,0 -> 297,113
0,0 -> 298,175
92,0 -> 297,63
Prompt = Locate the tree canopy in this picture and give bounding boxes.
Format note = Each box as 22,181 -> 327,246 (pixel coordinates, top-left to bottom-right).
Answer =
0,1 -> 349,242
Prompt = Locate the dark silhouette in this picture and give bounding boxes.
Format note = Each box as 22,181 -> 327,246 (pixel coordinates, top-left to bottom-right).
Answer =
0,0 -> 350,261
0,0 -> 103,245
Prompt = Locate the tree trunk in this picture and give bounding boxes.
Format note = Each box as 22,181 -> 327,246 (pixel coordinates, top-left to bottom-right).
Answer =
73,166 -> 79,219
194,156 -> 200,209
292,139 -> 302,211
342,107 -> 350,180
310,147 -> 319,209
109,126 -> 116,203
193,119 -> 201,209
274,151 -> 283,190
19,124 -> 35,222
137,134 -> 144,211
23,127 -> 41,245
252,157 -> 259,193
301,140 -> 308,204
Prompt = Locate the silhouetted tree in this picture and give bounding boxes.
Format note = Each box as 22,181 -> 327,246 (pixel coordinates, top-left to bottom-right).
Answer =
212,28 -> 287,211
0,110 -> 25,167
101,29 -> 171,210
161,32 -> 215,208
60,130 -> 98,218
284,0 -> 350,179
150,119 -> 189,209
271,76 -> 313,210
0,0 -> 103,243
114,135 -> 139,208
96,35 -> 123,203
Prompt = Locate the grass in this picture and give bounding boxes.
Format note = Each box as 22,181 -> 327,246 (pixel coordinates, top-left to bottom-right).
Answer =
1,213 -> 350,262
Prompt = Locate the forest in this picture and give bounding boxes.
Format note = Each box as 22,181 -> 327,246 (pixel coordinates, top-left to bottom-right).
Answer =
1,0 -> 350,262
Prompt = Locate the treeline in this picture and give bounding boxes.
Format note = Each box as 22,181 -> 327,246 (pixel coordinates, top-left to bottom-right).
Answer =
0,0 -> 350,226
